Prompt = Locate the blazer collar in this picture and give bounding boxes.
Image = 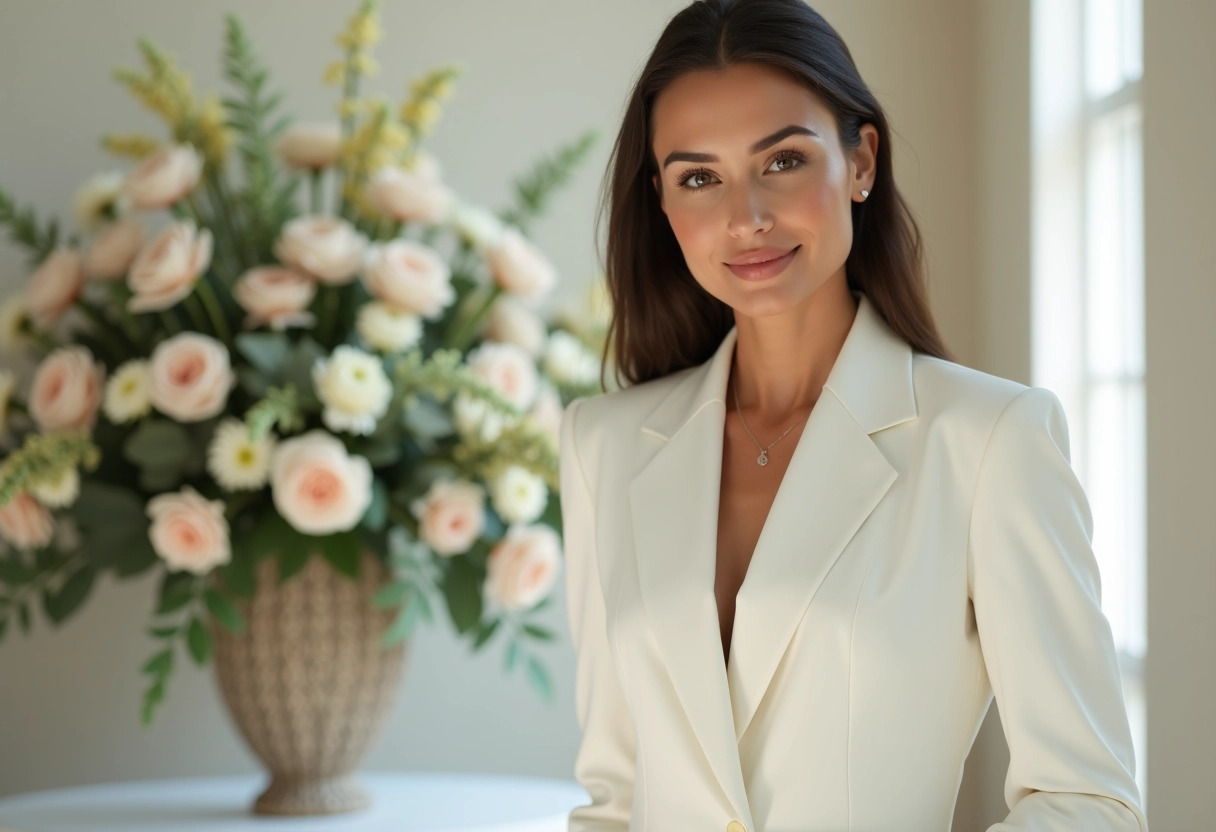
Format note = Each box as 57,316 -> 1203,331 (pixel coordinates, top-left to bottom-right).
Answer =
627,291 -> 917,825
640,291 -> 918,441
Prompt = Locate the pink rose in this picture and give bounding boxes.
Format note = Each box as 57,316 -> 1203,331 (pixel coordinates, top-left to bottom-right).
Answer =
366,166 -> 455,224
148,332 -> 235,422
127,221 -> 213,313
485,524 -> 561,612
273,123 -> 342,170
29,346 -> 105,433
467,341 -> 538,411
485,227 -> 557,304
409,478 -> 485,557
273,216 -> 367,285
0,492 -> 55,552
26,249 -> 85,330
485,294 -> 547,358
269,430 -> 373,534
84,217 -> 144,281
360,240 -> 454,320
146,485 -> 231,575
233,266 -> 317,331
122,143 -> 203,212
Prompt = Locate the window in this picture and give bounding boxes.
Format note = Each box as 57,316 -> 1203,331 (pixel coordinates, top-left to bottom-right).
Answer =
1031,0 -> 1146,806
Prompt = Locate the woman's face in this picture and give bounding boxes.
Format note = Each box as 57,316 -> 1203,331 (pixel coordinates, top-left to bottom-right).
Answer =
650,62 -> 877,320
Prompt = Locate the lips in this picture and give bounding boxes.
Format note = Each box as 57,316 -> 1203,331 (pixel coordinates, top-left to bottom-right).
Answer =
725,245 -> 800,281
726,246 -> 798,266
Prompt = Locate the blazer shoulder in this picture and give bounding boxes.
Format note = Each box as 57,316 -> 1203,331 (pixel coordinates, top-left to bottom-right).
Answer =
568,365 -> 697,445
910,352 -> 1037,426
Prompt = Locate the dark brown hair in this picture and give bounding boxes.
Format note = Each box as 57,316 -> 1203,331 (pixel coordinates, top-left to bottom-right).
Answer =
594,0 -> 953,391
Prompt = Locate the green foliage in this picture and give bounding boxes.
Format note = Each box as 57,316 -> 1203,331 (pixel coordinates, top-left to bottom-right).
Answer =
499,129 -> 599,235
0,431 -> 100,508
0,186 -> 62,267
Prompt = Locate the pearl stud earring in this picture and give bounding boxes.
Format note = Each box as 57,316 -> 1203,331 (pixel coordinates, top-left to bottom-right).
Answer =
860,189 -> 870,200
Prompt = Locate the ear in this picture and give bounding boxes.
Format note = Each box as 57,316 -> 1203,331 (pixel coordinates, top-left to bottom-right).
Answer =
851,124 -> 879,199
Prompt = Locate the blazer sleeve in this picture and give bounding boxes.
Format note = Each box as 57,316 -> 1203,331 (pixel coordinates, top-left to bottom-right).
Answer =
560,396 -> 637,830
967,386 -> 1148,831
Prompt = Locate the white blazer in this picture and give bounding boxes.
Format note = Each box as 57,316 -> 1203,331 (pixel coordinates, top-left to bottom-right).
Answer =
558,292 -> 1147,831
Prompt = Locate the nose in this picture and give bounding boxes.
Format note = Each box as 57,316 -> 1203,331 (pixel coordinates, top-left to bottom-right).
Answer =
725,180 -> 774,237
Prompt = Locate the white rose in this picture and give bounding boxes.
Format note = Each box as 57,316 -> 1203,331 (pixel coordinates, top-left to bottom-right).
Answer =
0,492 -> 54,552
274,216 -> 367,285
273,123 -> 342,170
542,329 -> 600,387
146,485 -> 231,576
122,143 -> 203,212
467,340 -> 538,410
449,202 -> 506,251
311,345 -> 392,435
270,430 -> 373,535
356,301 -> 423,353
126,221 -> 213,313
233,266 -> 317,331
366,166 -> 455,224
26,249 -> 85,330
84,217 -> 144,281
488,464 -> 548,525
452,390 -> 519,444
148,332 -> 235,422
409,478 -> 485,557
485,294 -> 547,358
72,171 -> 126,233
485,227 -> 557,303
484,524 -> 561,612
29,346 -> 105,433
360,239 -> 454,320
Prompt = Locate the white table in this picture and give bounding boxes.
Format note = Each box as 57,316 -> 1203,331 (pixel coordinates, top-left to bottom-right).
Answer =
0,771 -> 588,832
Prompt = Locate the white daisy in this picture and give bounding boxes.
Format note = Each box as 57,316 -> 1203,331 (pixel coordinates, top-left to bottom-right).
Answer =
103,360 -> 152,424
356,301 -> 423,353
311,345 -> 392,435
488,464 -> 548,525
31,467 -> 80,508
542,329 -> 600,387
71,171 -> 127,233
0,369 -> 16,441
207,418 -> 277,491
0,294 -> 31,353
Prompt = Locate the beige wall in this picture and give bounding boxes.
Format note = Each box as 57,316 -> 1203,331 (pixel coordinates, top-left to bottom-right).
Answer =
4,0 -> 1209,824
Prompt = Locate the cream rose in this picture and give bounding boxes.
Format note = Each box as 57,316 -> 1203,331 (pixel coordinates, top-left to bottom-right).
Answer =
26,249 -> 85,330
233,266 -> 317,331
127,221 -> 213,313
484,524 -> 561,612
122,143 -> 203,212
467,341 -> 538,411
409,478 -> 486,557
146,485 -> 231,576
84,217 -> 145,281
273,122 -> 342,170
29,346 -> 105,433
485,294 -> 548,358
148,332 -> 235,422
485,227 -> 557,303
273,216 -> 368,285
269,430 -> 373,535
0,492 -> 55,552
360,239 -> 454,319
366,166 -> 455,224
527,382 -> 564,448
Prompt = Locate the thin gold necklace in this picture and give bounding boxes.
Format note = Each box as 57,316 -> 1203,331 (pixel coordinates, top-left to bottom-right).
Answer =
731,375 -> 809,467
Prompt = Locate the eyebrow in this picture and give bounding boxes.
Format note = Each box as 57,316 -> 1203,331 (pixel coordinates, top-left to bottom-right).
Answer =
661,124 -> 820,170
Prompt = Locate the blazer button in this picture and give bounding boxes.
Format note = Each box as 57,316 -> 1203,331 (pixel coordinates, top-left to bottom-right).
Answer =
727,822 -> 746,832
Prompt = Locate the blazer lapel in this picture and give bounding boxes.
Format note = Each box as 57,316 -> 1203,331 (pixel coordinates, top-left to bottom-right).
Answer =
627,293 -> 917,821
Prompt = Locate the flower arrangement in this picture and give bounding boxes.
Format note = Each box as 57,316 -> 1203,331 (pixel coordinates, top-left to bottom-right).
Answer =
0,0 -> 609,727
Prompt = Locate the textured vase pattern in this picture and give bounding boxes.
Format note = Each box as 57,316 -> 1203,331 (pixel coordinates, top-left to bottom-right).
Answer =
209,548 -> 408,815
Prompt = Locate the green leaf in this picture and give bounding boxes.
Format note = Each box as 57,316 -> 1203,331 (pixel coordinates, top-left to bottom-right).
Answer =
504,637 -> 519,671
186,616 -> 211,665
122,419 -> 191,470
0,556 -> 33,586
402,395 -> 455,440
276,546 -> 311,585
319,531 -> 361,580
371,579 -> 411,609
234,332 -> 291,375
141,647 -> 173,676
203,588 -> 245,634
525,654 -> 554,701
360,479 -> 388,532
279,338 -> 326,404
221,555 -> 257,599
112,539 -> 158,578
46,564 -> 97,623
154,581 -> 195,615
521,622 -> 555,641
0,615 -> 8,641
379,596 -> 421,647
472,617 -> 501,649
442,557 -> 484,635
141,676 -> 167,727
147,625 -> 178,640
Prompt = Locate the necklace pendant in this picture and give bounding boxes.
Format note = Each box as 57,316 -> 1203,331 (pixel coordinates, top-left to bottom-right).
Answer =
757,451 -> 769,466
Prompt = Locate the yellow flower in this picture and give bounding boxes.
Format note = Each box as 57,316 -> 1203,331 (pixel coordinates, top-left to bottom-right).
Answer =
102,134 -> 161,160
401,100 -> 441,132
352,52 -> 379,77
323,60 -> 347,86
337,98 -> 365,119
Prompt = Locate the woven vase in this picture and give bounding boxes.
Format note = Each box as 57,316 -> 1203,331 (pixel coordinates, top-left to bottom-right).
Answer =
208,548 -> 408,816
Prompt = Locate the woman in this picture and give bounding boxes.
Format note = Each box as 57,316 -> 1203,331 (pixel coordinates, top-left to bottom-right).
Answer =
558,1 -> 1147,830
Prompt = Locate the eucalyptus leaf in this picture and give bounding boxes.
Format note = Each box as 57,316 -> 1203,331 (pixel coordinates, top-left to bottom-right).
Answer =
203,588 -> 245,634
186,616 -> 211,665
442,557 -> 484,635
234,332 -> 291,375
123,420 -> 191,470
525,654 -> 554,701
